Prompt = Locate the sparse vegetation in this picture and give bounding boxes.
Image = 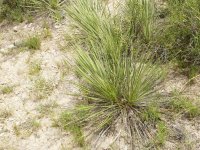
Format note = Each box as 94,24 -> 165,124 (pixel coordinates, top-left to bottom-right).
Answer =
25,0 -> 67,21
60,111 -> 85,147
43,28 -> 52,39
29,61 -> 42,76
0,0 -> 200,149
13,124 -> 20,137
37,101 -> 58,117
156,0 -> 200,78
0,0 -> 25,22
154,122 -> 168,146
56,59 -> 69,78
0,85 -> 14,95
141,105 -> 161,124
0,0 -> 68,22
168,96 -> 200,118
13,118 -> 41,137
33,78 -> 54,100
0,109 -> 12,122
22,36 -> 41,50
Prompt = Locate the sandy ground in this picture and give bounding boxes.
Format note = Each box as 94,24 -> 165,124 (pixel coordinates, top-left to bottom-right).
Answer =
0,18 -> 81,150
0,6 -> 200,150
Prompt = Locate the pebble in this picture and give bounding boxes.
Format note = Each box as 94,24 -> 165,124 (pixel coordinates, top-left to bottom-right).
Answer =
13,26 -> 18,32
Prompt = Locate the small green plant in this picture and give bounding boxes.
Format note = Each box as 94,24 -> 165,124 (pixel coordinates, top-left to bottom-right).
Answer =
37,101 -> 58,117
13,124 -> 20,136
125,0 -> 155,43
154,122 -> 168,146
42,21 -> 50,29
60,111 -> 85,147
0,109 -> 12,122
56,60 -> 69,78
29,61 -> 42,76
43,28 -> 52,39
0,0 -> 67,22
26,0 -> 67,20
31,119 -> 41,129
188,66 -> 199,81
157,0 -> 200,75
1,85 -> 14,94
14,118 -> 41,138
141,105 -> 161,123
22,36 -> 41,50
0,0 -> 24,22
33,78 -> 54,100
169,97 -> 200,118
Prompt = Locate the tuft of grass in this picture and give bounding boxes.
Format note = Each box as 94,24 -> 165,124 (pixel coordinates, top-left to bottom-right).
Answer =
21,36 -> 41,51
0,109 -> 12,122
42,21 -> 50,29
14,36 -> 41,52
124,0 -> 155,43
141,105 -> 161,124
0,85 -> 14,95
25,0 -> 67,21
56,59 -> 69,78
187,66 -> 199,81
0,0 -> 68,22
154,122 -> 168,146
37,101 -> 58,117
60,111 -> 85,147
0,0 -> 24,22
29,61 -> 42,76
33,78 -> 54,100
13,118 -> 41,137
63,0 -> 200,148
43,28 -> 52,39
42,22 -> 52,39
62,0 -> 166,148
13,124 -> 20,137
157,0 -> 200,75
169,96 -> 200,118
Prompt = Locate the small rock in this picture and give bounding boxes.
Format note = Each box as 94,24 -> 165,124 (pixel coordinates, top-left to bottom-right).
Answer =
54,24 -> 60,29
13,26 -> 18,32
28,23 -> 32,28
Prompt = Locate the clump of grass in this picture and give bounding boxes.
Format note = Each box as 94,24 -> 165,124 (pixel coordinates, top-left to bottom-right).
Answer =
0,109 -> 12,122
42,21 -> 50,29
33,78 -> 54,100
37,101 -> 58,117
0,85 -> 14,95
56,59 -> 69,78
124,0 -> 155,43
43,28 -> 52,39
60,111 -> 85,147
157,0 -> 200,76
0,0 -> 24,22
0,0 -> 68,22
29,61 -> 42,76
187,66 -> 199,81
168,96 -> 200,118
62,0 -> 200,148
13,118 -> 41,137
25,0 -> 67,21
23,36 -> 41,50
42,21 -> 52,39
13,124 -> 20,137
141,105 -> 161,124
62,0 -> 166,148
154,122 -> 168,146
